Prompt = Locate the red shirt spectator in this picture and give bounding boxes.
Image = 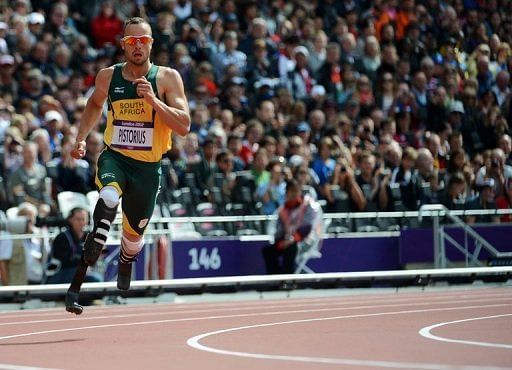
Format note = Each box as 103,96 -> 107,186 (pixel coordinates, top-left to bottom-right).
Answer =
90,1 -> 123,48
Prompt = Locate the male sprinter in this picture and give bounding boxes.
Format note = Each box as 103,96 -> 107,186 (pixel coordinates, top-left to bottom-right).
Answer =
65,17 -> 190,314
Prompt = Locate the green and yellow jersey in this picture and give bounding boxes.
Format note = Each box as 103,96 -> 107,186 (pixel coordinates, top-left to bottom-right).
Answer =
104,63 -> 172,162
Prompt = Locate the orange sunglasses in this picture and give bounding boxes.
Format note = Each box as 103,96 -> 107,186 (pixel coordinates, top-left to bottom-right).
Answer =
122,35 -> 153,46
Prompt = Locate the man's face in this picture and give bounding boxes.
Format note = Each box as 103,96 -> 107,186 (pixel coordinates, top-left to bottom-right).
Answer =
122,23 -> 153,66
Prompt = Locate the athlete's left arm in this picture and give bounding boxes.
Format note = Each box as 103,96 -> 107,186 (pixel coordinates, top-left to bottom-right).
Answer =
151,67 -> 191,136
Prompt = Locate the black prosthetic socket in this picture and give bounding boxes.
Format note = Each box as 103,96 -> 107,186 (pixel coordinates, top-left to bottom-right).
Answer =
83,198 -> 118,265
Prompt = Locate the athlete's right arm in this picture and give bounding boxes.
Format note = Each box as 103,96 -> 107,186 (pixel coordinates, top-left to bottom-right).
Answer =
71,68 -> 113,159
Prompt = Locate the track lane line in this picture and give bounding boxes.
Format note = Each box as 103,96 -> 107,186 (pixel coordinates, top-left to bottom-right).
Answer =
419,313 -> 512,349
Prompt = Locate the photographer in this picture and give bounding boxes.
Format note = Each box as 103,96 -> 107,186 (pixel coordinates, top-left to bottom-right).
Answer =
475,148 -> 512,198
46,207 -> 102,285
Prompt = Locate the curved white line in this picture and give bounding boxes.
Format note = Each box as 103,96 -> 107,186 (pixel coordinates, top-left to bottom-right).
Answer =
419,314 -> 512,349
187,304 -> 512,370
0,303 -> 509,342
2,296 -> 511,328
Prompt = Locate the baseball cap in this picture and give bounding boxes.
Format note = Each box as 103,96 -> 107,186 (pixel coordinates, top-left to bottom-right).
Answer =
288,154 -> 304,167
0,55 -> 15,65
297,122 -> 311,133
0,22 -> 7,30
294,45 -> 309,58
27,69 -> 43,80
44,110 -> 63,123
27,12 -> 45,25
311,85 -> 326,97
450,100 -> 465,114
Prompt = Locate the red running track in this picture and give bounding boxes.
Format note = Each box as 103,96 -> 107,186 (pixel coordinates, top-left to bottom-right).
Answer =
0,286 -> 511,370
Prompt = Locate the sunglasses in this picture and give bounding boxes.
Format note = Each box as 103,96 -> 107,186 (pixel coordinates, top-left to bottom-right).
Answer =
122,35 -> 153,46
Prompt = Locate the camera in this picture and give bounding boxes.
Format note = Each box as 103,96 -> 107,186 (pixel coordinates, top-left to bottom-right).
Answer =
0,216 -> 28,234
491,159 -> 500,168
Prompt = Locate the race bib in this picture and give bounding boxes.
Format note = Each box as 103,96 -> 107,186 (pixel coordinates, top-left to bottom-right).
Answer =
111,120 -> 153,151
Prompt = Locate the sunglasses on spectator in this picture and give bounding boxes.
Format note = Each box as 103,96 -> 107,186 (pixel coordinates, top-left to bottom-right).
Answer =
122,35 -> 153,46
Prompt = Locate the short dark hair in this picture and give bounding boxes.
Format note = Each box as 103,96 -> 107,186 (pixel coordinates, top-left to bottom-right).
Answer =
285,179 -> 300,193
123,17 -> 151,34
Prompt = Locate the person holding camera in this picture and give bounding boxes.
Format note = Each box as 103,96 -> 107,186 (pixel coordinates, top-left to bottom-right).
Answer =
475,148 -> 512,199
46,207 -> 102,285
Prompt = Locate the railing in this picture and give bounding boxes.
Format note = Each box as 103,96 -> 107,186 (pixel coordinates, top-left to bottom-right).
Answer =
419,205 -> 512,268
1,208 -> 511,241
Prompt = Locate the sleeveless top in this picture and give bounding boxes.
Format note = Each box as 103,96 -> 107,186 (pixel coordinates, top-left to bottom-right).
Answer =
104,63 -> 172,162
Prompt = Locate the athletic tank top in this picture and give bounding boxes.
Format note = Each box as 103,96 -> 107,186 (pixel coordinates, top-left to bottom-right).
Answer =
104,63 -> 172,162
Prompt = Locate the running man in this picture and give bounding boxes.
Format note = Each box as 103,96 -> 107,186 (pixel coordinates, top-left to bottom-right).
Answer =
65,17 -> 190,314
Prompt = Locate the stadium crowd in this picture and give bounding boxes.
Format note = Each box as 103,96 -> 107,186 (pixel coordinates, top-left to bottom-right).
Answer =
0,0 -> 511,237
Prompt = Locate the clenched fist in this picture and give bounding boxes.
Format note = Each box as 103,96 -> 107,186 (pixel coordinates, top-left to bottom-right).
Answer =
71,140 -> 86,159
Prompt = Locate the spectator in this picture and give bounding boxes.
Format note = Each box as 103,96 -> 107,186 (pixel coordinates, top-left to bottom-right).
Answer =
209,150 -> 236,204
46,207 -> 102,284
212,30 -> 247,82
17,202 -> 50,284
262,179 -> 323,274
496,178 -> 512,223
7,141 -> 51,216
46,135 -> 90,198
465,178 -> 500,225
258,158 -> 287,215
90,0 -> 123,49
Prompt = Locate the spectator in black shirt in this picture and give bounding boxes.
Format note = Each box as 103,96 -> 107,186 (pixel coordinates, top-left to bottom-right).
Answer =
46,207 -> 102,284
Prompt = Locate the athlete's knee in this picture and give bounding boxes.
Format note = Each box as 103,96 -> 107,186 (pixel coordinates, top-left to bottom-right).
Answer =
99,186 -> 120,208
84,187 -> 120,265
119,232 -> 144,263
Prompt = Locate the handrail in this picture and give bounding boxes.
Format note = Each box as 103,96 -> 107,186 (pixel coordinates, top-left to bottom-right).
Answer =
0,207 -> 511,241
419,204 -> 512,268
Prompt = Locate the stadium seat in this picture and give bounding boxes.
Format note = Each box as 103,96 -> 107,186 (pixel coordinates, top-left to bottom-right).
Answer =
195,202 -> 228,236
57,191 -> 89,219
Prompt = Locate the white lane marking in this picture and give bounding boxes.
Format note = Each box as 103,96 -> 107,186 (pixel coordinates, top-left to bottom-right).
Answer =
0,364 -> 62,370
419,314 -> 512,349
1,289 -> 510,320
187,309 -> 512,370
0,303 -> 507,349
1,296 -> 512,327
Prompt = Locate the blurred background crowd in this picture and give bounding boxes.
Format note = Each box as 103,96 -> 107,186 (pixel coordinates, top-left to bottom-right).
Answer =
0,0 -> 511,233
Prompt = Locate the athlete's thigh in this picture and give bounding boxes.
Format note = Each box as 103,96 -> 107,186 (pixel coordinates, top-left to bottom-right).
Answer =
95,150 -> 127,194
121,163 -> 161,235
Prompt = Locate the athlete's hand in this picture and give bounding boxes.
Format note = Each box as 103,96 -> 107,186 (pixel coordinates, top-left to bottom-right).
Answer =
133,76 -> 156,105
71,140 -> 86,159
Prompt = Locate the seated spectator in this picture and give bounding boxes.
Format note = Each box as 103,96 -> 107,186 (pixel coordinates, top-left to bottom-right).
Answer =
413,148 -> 444,206
83,131 -> 104,192
2,126 -> 25,177
46,207 -> 102,284
0,230 -> 12,285
46,135 -> 90,199
7,141 -> 51,216
250,147 -> 271,192
475,148 -> 512,197
258,158 -> 288,215
355,151 -> 385,211
90,0 -> 123,49
496,178 -> 512,223
226,133 -> 246,171
387,146 -> 418,211
262,179 -> 323,274
329,156 -> 366,212
465,178 -> 500,225
312,137 -> 337,201
209,150 -> 236,204
294,164 -> 319,200
191,136 -> 218,200
17,202 -> 50,284
441,172 -> 467,210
